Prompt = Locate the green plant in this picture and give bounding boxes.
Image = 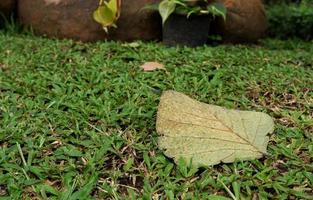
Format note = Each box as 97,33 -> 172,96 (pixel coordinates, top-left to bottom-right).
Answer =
93,0 -> 121,32
264,0 -> 299,5
155,0 -> 226,24
267,2 -> 313,40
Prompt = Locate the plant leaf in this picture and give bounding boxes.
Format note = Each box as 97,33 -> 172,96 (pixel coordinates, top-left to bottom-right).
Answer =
207,2 -> 227,20
93,0 -> 121,29
156,91 -> 274,167
159,0 -> 176,24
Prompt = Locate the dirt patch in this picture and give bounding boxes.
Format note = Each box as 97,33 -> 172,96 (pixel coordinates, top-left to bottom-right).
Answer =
0,185 -> 7,196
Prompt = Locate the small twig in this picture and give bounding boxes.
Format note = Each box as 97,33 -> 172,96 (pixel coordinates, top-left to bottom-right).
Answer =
21,168 -> 31,182
112,188 -> 119,200
218,176 -> 237,200
17,142 -> 27,167
85,121 -> 109,136
117,184 -> 139,192
17,142 -> 40,198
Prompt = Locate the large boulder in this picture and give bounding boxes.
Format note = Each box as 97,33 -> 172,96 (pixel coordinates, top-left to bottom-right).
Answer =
0,0 -> 16,26
18,0 -> 161,42
211,0 -> 268,43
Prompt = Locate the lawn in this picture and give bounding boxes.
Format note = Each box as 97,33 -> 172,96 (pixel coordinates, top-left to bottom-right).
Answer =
0,32 -> 312,199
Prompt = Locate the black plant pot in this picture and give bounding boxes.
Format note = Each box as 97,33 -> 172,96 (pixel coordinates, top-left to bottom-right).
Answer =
163,13 -> 211,47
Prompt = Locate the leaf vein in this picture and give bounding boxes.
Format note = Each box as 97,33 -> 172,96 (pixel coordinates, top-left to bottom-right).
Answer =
162,135 -> 249,145
170,148 -> 261,157
161,118 -> 232,134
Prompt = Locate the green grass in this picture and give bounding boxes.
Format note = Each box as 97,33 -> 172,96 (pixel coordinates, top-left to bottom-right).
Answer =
0,31 -> 312,199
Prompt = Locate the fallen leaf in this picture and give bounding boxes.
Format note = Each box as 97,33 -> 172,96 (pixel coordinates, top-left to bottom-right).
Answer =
44,0 -> 62,5
140,62 -> 165,72
156,91 -> 274,167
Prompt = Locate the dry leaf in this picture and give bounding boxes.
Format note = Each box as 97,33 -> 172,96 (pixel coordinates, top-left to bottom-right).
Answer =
156,91 -> 275,167
44,0 -> 62,5
140,62 -> 165,71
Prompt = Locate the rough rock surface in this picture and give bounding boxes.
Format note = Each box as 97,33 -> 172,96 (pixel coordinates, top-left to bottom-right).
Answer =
211,0 -> 268,43
18,0 -> 161,42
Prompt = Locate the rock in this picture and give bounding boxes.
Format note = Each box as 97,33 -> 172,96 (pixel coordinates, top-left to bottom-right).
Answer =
18,0 -> 161,42
0,0 -> 16,17
0,0 -> 16,26
211,0 -> 268,43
